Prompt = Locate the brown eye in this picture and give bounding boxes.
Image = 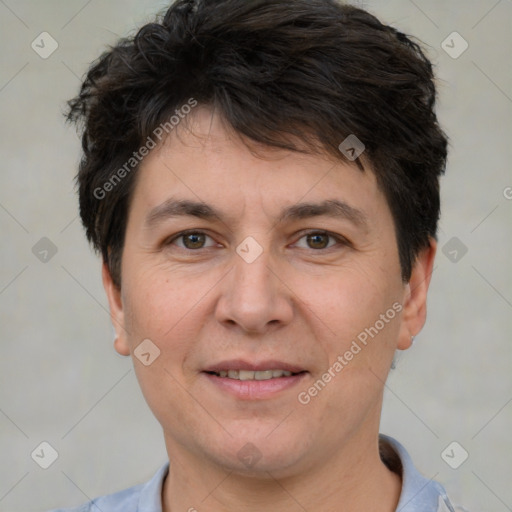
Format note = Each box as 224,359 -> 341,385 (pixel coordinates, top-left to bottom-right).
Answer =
182,233 -> 205,249
306,233 -> 331,249
293,231 -> 346,251
172,232 -> 213,249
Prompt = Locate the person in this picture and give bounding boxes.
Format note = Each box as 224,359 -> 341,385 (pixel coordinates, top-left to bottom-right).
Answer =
56,0 -> 455,510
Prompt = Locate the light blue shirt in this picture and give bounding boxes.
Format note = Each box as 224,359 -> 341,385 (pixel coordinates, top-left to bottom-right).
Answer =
49,435 -> 456,512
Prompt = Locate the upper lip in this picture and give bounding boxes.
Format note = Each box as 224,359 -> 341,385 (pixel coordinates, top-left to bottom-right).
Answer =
203,359 -> 307,373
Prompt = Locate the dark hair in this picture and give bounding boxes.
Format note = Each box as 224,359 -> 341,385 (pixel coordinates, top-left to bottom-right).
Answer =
66,0 -> 448,289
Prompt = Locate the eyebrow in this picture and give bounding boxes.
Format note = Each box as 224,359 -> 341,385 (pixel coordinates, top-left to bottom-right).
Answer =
144,198 -> 368,230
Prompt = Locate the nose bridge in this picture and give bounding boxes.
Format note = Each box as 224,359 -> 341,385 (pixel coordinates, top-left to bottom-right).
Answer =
234,247 -> 273,299
215,241 -> 292,332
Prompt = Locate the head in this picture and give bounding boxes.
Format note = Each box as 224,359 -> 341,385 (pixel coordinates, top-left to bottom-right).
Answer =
67,0 -> 447,481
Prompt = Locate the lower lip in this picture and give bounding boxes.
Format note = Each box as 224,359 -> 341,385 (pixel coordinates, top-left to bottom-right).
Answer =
202,372 -> 308,400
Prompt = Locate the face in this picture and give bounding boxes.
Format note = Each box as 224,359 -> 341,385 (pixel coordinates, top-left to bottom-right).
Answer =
104,107 -> 435,478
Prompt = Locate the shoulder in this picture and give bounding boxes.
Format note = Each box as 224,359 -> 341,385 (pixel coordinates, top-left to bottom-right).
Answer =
46,463 -> 169,512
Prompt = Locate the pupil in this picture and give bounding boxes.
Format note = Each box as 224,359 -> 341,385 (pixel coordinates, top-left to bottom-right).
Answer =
184,233 -> 205,249
308,233 -> 328,249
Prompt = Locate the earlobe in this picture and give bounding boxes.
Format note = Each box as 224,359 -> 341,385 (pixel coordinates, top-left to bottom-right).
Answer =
397,239 -> 437,350
102,262 -> 131,356
113,336 -> 130,356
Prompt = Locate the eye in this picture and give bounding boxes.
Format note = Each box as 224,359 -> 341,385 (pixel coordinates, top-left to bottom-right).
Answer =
294,231 -> 344,250
170,231 -> 217,250
166,230 -> 346,252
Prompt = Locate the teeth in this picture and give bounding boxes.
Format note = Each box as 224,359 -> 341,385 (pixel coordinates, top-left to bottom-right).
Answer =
272,370 -> 291,378
255,370 -> 274,380
216,369 -> 294,380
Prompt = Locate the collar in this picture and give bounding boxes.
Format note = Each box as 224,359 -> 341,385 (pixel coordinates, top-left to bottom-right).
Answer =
380,435 -> 455,511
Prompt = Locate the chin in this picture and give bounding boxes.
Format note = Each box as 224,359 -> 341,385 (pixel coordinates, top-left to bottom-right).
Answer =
204,427 -> 313,477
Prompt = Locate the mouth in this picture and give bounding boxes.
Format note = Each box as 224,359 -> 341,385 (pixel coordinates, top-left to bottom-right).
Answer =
201,360 -> 309,399
204,369 -> 307,380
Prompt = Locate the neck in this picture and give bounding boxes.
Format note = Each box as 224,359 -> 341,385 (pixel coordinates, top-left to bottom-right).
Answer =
161,432 -> 401,512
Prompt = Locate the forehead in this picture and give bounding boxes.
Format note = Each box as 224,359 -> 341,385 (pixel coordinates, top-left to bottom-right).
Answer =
129,107 -> 386,226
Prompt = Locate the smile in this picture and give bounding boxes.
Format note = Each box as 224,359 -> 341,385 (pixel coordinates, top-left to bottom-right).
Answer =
202,370 -> 308,400
206,369 -> 302,380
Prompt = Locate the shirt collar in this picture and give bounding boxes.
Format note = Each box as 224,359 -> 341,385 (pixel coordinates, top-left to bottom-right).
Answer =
380,434 -> 455,512
137,462 -> 168,512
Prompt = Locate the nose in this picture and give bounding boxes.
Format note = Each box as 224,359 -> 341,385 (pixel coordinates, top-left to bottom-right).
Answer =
215,247 -> 294,334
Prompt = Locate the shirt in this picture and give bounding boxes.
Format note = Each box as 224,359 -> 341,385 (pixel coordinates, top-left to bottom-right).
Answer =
48,435 -> 456,512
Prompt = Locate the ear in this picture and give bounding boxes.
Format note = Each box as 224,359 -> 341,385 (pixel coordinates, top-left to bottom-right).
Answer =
397,238 -> 437,350
102,261 -> 130,356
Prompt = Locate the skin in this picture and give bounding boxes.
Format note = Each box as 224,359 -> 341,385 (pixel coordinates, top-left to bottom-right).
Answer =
103,107 -> 436,511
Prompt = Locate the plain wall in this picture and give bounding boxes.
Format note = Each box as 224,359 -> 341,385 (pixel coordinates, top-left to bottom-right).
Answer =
0,1 -> 511,510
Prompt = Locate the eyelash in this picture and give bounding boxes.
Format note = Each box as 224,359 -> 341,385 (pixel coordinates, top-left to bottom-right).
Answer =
165,229 -> 350,252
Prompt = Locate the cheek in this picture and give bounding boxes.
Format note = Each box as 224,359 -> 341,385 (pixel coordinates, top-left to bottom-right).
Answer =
123,271 -> 202,428
305,267 -> 390,329
297,266 -> 402,370
123,263 -> 202,340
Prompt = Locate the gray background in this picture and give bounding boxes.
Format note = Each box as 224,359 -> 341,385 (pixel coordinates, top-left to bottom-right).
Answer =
0,0 -> 511,510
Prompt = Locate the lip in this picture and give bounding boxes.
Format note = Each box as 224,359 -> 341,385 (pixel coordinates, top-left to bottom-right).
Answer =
203,359 -> 306,373
202,371 -> 308,400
